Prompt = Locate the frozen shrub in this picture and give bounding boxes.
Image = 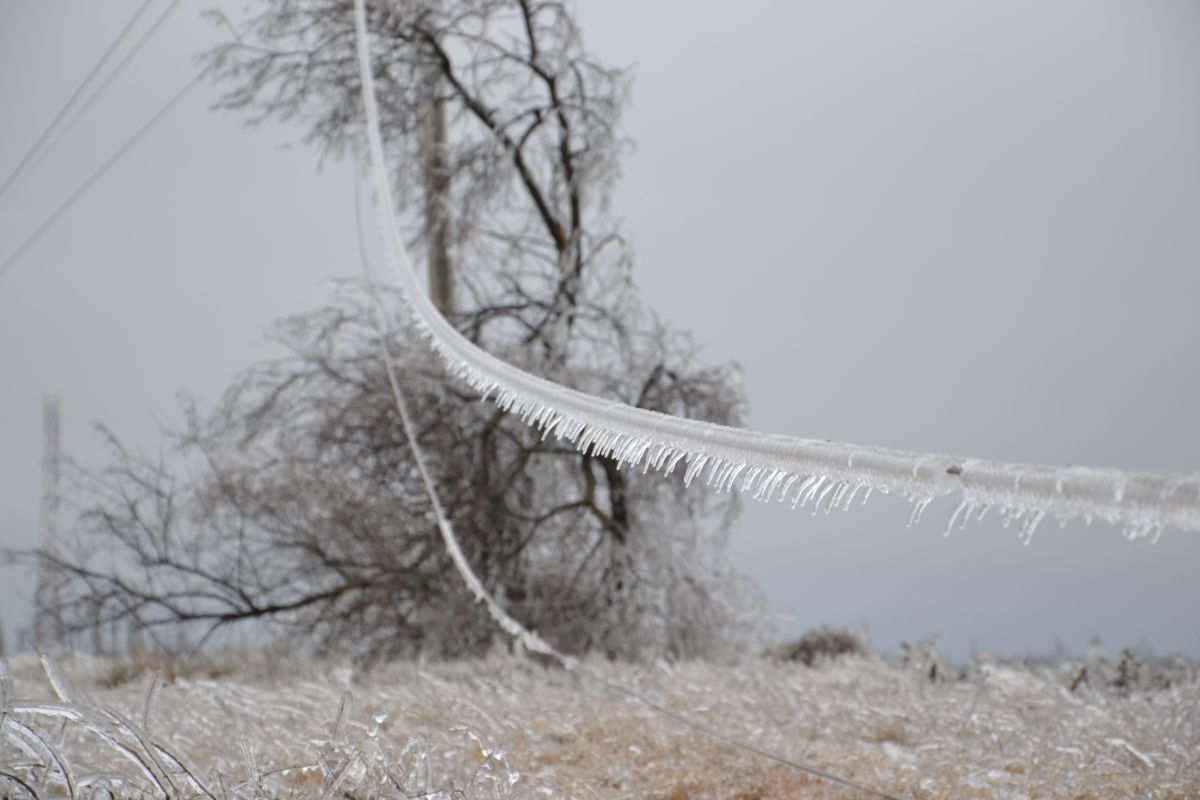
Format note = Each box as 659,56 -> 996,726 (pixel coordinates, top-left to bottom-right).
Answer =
1066,644 -> 1198,695
900,636 -> 950,683
32,293 -> 763,662
773,626 -> 868,666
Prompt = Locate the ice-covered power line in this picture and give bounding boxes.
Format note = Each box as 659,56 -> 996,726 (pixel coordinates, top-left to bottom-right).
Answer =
0,75 -> 201,282
352,177 -> 564,665
0,0 -> 160,206
351,61 -> 905,800
352,0 -> 1197,542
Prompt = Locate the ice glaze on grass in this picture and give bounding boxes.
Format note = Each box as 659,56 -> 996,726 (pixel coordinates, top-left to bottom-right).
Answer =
3,650 -> 1197,798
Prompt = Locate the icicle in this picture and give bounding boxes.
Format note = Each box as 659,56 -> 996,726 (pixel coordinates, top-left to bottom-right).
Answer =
756,469 -> 785,502
945,501 -> 969,536
710,460 -> 736,490
740,466 -> 762,494
778,473 -> 801,503
540,413 -> 561,440
796,476 -> 826,509
683,455 -> 709,487
1020,509 -> 1046,546
645,444 -> 667,473
664,449 -> 688,476
814,480 -> 837,514
842,482 -> 862,510
829,482 -> 849,513
907,496 -> 932,527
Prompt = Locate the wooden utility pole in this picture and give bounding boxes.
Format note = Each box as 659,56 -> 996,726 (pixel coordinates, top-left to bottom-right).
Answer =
33,393 -> 64,650
421,77 -> 453,313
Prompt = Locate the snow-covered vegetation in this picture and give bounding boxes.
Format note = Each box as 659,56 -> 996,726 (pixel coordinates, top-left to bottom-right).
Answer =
2,644 -> 1197,798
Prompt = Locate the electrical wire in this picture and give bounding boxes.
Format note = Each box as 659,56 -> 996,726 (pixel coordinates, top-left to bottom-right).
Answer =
0,74 -> 201,282
11,0 -> 187,203
352,171 -> 906,800
348,0 -> 1200,542
351,3 -> 905,795
0,0 -> 159,204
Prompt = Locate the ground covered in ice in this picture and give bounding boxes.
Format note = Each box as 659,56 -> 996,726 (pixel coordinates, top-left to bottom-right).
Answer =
2,645 -> 1197,799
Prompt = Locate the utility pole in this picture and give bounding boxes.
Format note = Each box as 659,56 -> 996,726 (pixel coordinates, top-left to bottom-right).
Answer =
33,393 -> 64,650
421,75 -> 453,313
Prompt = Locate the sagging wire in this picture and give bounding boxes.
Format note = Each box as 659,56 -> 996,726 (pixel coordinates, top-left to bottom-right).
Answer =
348,0 -> 1198,545
351,130 -> 906,800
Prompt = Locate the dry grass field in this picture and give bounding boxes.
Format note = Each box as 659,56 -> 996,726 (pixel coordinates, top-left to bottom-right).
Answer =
2,646 -> 1198,799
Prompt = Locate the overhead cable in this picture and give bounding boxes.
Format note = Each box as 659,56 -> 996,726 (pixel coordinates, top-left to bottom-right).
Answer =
0,74 -> 201,282
349,0 -> 1198,542
351,156 -> 907,800
12,0 -> 188,201
0,0 -> 160,204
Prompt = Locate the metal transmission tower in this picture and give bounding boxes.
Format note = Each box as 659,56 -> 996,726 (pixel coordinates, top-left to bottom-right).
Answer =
33,393 -> 65,650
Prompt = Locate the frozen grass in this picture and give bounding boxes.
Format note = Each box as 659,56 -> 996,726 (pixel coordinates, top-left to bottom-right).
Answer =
2,647 -> 1198,798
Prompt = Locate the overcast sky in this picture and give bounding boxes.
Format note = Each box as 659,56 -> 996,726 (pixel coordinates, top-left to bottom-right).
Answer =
2,0 -> 1198,660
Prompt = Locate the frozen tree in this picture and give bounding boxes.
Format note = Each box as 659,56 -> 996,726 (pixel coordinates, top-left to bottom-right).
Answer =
29,0 -> 764,659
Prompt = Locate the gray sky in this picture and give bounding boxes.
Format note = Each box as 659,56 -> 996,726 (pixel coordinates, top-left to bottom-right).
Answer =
2,0 -> 1198,660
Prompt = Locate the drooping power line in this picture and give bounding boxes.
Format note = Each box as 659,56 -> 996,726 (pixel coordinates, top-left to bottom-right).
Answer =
352,170 -> 907,800
0,74 -> 202,282
0,0 -> 158,205
351,0 -> 1200,542
351,4 -> 905,797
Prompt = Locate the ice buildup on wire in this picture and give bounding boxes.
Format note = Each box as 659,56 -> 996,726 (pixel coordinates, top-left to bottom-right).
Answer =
353,1 -> 1200,541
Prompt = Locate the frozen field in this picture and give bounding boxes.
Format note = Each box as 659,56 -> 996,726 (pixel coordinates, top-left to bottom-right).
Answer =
2,648 -> 1198,799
